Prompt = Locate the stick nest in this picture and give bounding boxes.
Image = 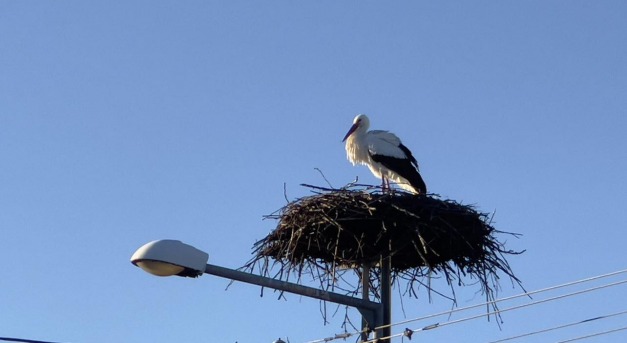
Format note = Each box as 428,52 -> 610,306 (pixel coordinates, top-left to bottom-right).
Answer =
245,184 -> 524,308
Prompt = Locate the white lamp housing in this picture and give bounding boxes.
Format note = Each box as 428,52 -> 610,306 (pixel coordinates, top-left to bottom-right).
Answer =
130,240 -> 209,277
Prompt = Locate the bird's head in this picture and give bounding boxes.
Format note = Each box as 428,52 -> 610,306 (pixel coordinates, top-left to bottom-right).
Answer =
342,114 -> 370,142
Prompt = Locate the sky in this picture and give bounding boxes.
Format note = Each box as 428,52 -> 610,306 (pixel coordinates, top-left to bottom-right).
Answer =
1,1 -> 627,342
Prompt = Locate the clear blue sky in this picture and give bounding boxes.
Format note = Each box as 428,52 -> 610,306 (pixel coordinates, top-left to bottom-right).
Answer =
2,1 -> 626,342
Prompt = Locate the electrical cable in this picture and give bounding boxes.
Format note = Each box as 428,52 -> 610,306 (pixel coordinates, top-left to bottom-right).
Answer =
487,309 -> 627,342
374,268 -> 627,332
303,268 -> 627,343
361,278 -> 627,343
0,338 -> 65,343
554,325 -> 627,343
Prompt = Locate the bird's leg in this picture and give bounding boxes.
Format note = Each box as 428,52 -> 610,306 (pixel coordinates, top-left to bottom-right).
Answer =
381,177 -> 393,193
385,178 -> 393,194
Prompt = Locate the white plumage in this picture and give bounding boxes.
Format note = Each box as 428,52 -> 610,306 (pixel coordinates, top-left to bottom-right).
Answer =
343,114 -> 427,194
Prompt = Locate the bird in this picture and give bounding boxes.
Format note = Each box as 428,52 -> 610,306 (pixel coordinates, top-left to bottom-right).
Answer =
342,114 -> 427,194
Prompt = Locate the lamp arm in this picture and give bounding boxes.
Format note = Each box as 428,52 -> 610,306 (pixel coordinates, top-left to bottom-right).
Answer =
203,263 -> 381,326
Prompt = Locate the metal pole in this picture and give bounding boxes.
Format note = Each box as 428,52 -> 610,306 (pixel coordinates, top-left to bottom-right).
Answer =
361,264 -> 371,341
380,256 -> 392,342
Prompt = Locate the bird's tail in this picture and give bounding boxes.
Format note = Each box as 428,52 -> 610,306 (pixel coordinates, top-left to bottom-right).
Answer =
407,172 -> 427,195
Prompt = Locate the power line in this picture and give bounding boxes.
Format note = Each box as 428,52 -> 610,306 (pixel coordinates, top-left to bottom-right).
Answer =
555,325 -> 627,343
374,268 -> 627,332
362,278 -> 627,343
305,268 -> 627,343
487,309 -> 627,342
0,338 -> 66,343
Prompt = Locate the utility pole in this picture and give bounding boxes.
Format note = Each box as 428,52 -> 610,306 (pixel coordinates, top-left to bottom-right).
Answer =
361,264 -> 371,341
380,256 -> 392,342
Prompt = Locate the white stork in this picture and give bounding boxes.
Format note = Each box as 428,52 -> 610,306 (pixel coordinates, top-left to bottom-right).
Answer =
342,114 -> 427,194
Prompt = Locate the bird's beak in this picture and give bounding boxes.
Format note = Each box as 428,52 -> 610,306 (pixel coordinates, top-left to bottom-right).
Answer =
342,123 -> 358,142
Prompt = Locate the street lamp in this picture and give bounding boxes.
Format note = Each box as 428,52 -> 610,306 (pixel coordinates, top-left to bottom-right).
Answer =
130,240 -> 390,341
130,240 -> 208,277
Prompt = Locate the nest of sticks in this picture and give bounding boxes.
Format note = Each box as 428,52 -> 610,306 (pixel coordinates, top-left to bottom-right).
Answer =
244,184 -> 524,311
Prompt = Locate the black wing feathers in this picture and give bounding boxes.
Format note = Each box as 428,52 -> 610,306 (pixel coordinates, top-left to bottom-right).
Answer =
370,153 -> 427,194
398,143 -> 418,167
